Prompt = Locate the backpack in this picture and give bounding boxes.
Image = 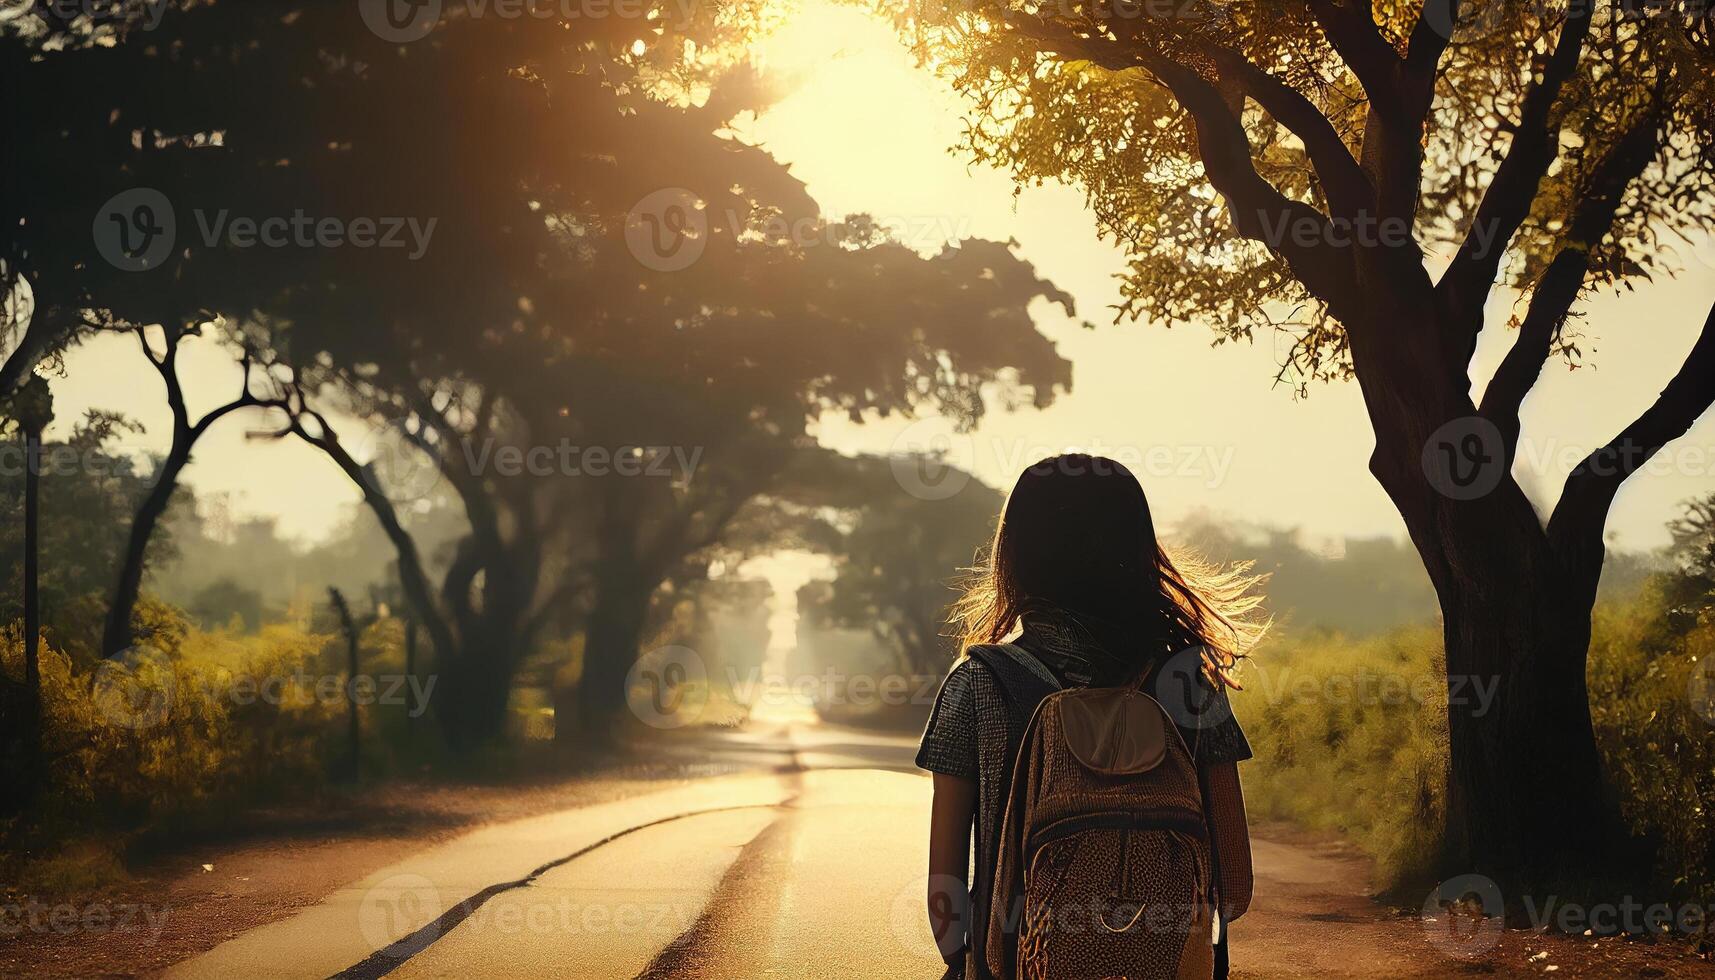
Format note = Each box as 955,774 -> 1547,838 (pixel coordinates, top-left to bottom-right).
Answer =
985,678 -> 1216,980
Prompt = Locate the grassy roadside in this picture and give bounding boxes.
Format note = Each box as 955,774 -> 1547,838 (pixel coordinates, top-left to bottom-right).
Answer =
1237,582 -> 1714,948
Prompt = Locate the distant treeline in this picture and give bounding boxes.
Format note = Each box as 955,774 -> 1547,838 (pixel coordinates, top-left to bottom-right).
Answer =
1176,512 -> 1666,640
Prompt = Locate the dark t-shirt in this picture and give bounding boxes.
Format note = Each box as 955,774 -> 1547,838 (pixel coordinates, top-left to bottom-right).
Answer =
915,634 -> 1253,780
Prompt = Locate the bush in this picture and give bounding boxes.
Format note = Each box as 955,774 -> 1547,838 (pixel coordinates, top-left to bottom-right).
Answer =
1588,582 -> 1715,901
0,599 -> 446,871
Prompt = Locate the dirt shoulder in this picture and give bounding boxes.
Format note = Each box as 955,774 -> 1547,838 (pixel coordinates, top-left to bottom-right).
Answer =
1234,821 -> 1715,978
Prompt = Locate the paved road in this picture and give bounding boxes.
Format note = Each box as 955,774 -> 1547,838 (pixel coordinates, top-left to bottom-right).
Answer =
164,725 -> 949,980
163,723 -> 1707,979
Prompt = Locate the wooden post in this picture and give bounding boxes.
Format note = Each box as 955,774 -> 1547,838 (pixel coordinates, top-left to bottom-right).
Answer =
15,377 -> 52,707
328,588 -> 361,780
403,614 -> 418,740
14,376 -> 53,788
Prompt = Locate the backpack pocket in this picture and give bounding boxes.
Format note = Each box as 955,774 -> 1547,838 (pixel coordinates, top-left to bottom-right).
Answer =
1019,826 -> 1212,980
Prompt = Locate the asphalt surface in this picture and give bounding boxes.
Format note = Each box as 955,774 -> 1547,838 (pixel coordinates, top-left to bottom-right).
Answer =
163,725 -> 949,980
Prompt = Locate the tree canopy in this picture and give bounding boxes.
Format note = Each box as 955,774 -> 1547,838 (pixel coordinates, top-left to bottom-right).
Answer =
2,0 -> 1078,744
914,0 -> 1714,386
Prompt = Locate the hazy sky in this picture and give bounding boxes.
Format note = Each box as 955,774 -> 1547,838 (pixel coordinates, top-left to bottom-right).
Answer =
44,0 -> 1715,555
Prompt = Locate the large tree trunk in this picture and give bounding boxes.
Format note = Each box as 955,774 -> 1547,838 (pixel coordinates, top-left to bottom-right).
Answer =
432,543 -> 538,750
576,484 -> 654,737
1435,535 -> 1624,886
22,423 -> 41,703
20,419 -> 43,794
433,641 -> 518,751
1352,303 -> 1633,891
577,578 -> 652,737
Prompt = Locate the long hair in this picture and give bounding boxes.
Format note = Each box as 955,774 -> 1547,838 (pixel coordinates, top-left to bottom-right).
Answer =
951,454 -> 1268,675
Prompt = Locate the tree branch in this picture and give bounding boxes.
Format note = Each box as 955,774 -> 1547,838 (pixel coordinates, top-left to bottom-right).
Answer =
1308,0 -> 1443,236
1305,0 -> 1404,111
1478,110 -> 1663,463
999,15 -> 1363,316
290,408 -> 462,663
1202,45 -> 1376,220
1548,299 -> 1715,570
0,308 -> 89,404
188,351 -> 288,440
1145,55 -> 1362,318
1439,3 -> 1594,334
1404,0 -> 1459,83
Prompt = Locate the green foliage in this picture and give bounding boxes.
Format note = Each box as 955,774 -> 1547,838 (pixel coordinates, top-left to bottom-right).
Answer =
2,613 -> 323,841
0,412 -> 165,631
1238,625 -> 1450,886
5,0 -> 1082,745
1589,583 -> 1715,901
1242,584 -> 1715,900
0,600 -> 450,866
799,459 -> 1004,674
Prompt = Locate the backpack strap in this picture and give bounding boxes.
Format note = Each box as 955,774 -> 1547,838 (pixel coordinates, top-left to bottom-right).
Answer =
995,642 -> 1062,691
965,643 -> 1061,707
1188,707 -> 1230,949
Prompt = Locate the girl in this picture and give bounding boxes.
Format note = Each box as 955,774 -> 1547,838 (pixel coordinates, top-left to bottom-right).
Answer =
918,454 -> 1266,979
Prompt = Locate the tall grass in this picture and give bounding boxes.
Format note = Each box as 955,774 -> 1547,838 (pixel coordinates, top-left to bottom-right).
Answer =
1238,583 -> 1715,901
1237,624 -> 1448,887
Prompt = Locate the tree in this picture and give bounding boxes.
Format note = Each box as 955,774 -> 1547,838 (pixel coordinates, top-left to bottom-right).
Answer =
800,459 -> 1003,675
6,1 -> 1078,747
0,410 -> 166,643
916,0 -> 1715,885
1666,492 -> 1715,623
100,326 -> 285,657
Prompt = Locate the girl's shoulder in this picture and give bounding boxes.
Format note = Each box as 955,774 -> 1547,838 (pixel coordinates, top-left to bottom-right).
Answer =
939,651 -> 992,695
